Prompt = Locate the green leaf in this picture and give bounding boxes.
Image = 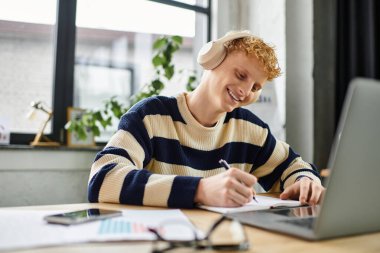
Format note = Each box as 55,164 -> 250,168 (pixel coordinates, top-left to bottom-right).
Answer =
106,116 -> 112,126
152,55 -> 164,67
77,127 -> 87,140
186,74 -> 198,91
153,38 -> 167,49
111,107 -> 122,118
99,118 -> 108,128
172,36 -> 183,44
91,125 -> 101,136
164,65 -> 174,79
81,114 -> 91,124
152,79 -> 164,90
92,112 -> 103,122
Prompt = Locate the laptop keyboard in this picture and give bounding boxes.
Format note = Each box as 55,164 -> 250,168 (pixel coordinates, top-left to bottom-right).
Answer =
280,217 -> 316,229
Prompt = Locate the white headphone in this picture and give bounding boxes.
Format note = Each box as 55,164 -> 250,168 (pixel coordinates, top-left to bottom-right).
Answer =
197,31 -> 252,70
197,31 -> 262,103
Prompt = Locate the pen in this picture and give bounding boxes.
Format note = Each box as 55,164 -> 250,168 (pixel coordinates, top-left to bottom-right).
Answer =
218,159 -> 258,203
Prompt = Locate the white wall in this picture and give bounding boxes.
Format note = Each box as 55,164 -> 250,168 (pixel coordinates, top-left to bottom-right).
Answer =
246,0 -> 286,141
0,148 -> 96,207
285,0 -> 314,162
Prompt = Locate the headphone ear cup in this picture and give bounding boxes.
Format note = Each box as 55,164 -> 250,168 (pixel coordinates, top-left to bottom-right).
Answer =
251,90 -> 262,103
197,31 -> 252,70
197,41 -> 227,70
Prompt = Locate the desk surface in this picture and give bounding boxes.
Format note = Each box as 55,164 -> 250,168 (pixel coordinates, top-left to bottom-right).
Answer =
4,202 -> 380,253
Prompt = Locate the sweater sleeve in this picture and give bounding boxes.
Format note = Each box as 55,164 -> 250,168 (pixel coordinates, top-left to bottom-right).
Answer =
88,109 -> 201,208
252,124 -> 321,192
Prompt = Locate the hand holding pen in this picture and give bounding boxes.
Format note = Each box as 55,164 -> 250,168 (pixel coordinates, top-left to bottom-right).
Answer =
219,159 -> 259,203
194,159 -> 258,207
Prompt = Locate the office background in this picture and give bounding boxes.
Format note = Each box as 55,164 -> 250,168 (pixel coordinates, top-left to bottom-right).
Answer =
0,0 -> 379,207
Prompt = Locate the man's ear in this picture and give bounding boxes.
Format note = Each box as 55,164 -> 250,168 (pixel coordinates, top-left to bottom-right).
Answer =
251,90 -> 262,103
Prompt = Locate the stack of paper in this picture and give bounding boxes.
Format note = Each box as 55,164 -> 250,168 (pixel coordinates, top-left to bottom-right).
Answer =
0,209 -> 201,252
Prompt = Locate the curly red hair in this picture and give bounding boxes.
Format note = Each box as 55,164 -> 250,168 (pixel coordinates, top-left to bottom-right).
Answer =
225,33 -> 281,81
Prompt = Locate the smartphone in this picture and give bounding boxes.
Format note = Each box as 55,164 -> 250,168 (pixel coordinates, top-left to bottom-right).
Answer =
44,208 -> 122,225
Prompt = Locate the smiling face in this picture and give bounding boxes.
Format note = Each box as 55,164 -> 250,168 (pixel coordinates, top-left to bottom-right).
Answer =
204,50 -> 268,113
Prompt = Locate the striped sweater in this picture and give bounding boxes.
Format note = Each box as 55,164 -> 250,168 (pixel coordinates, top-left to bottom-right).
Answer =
89,92 -> 321,208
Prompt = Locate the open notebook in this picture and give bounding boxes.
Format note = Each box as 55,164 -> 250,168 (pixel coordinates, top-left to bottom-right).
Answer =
199,196 -> 301,214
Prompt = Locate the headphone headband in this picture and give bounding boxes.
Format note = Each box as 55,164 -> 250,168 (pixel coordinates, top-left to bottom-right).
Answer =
216,31 -> 252,44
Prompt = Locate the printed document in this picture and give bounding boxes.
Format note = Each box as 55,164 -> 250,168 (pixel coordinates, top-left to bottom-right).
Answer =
0,209 -> 202,252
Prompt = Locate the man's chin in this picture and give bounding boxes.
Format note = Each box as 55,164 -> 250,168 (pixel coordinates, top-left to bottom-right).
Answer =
240,99 -> 255,107
222,100 -> 240,112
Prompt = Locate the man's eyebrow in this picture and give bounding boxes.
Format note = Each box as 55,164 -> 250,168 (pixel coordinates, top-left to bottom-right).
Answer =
235,67 -> 249,76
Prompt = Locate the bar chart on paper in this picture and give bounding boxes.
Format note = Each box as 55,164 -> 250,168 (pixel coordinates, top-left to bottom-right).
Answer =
98,218 -> 147,235
86,209 -> 201,241
92,217 -> 156,240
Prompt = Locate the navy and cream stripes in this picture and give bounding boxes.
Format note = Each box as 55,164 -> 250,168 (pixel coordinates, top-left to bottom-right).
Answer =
88,93 -> 321,208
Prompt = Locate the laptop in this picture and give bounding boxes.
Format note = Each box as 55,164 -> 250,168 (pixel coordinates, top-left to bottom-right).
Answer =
226,78 -> 380,240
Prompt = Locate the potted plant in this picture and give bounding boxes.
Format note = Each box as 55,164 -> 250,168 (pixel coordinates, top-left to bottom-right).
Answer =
65,35 -> 197,141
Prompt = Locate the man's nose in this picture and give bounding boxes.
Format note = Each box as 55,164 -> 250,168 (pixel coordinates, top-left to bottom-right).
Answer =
237,83 -> 254,97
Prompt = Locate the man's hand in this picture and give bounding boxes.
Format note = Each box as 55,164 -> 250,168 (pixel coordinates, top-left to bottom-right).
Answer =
194,167 -> 257,207
280,177 -> 325,205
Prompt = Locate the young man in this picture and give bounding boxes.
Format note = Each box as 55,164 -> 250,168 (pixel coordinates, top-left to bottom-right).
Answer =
88,31 -> 324,208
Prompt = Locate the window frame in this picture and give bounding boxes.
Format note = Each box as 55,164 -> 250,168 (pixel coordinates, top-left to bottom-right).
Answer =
10,0 -> 211,145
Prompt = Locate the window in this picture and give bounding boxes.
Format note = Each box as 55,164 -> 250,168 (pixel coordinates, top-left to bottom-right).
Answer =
173,0 -> 208,8
4,0 -> 211,145
75,0 -> 209,142
0,0 -> 57,136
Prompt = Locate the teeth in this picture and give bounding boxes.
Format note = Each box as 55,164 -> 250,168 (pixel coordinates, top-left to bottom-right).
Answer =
228,89 -> 241,102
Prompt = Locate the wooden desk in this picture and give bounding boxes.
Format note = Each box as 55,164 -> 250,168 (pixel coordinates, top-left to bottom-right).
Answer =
4,203 -> 380,253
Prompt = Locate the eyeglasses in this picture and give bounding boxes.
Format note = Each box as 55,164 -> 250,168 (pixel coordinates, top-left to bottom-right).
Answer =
148,215 -> 250,253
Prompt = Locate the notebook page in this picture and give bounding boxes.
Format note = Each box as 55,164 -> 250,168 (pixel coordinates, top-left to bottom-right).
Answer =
199,195 -> 301,214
